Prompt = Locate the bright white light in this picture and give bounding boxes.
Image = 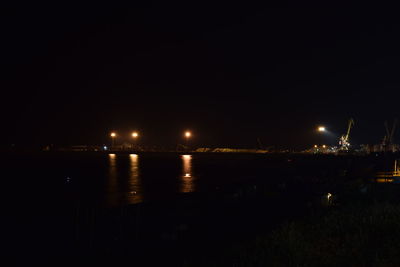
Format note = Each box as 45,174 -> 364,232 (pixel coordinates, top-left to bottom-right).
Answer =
103,146 -> 108,150
130,154 -> 138,157
318,126 -> 326,132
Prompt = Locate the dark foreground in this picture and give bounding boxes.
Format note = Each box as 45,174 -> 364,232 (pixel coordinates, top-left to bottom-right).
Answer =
4,152 -> 400,266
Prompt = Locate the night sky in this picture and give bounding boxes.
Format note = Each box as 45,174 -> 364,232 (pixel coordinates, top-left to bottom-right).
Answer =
2,4 -> 400,149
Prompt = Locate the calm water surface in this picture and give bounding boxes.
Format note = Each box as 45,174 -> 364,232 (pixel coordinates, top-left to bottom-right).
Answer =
5,152 -> 290,208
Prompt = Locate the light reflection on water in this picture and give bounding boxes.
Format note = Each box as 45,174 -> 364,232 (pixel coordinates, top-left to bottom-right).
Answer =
181,154 -> 195,193
376,178 -> 394,183
107,153 -> 119,205
127,154 -> 142,204
106,154 -> 197,205
107,153 -> 143,206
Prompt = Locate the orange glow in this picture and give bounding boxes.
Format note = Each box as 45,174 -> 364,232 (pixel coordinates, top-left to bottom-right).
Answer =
322,145 -> 326,148
314,145 -> 318,148
127,153 -> 142,204
376,178 -> 394,183
110,132 -> 116,137
185,131 -> 191,138
318,126 -> 326,132
181,154 -> 194,192
132,132 -> 139,138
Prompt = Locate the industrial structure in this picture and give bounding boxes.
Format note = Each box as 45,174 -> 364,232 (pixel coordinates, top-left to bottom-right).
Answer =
338,118 -> 354,151
307,118 -> 399,155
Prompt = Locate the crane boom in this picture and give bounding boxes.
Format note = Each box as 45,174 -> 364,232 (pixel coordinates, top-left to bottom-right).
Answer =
345,118 -> 354,141
338,118 -> 354,151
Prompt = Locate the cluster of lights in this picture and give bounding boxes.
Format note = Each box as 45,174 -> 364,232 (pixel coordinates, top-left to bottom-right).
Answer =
110,131 -> 140,138
110,131 -> 192,138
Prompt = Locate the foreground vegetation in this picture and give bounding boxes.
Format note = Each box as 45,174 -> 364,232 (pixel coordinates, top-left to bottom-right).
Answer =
188,184 -> 400,267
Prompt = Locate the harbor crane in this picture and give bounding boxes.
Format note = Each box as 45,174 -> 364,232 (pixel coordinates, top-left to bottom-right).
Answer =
382,119 -> 398,152
339,118 -> 354,151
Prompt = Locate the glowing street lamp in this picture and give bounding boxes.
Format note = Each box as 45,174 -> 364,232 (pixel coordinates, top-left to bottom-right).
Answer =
131,131 -> 139,150
110,132 -> 116,148
316,126 -> 327,150
184,131 -> 191,150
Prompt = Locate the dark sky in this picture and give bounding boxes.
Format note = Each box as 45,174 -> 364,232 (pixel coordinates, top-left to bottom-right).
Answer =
2,4 -> 400,149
